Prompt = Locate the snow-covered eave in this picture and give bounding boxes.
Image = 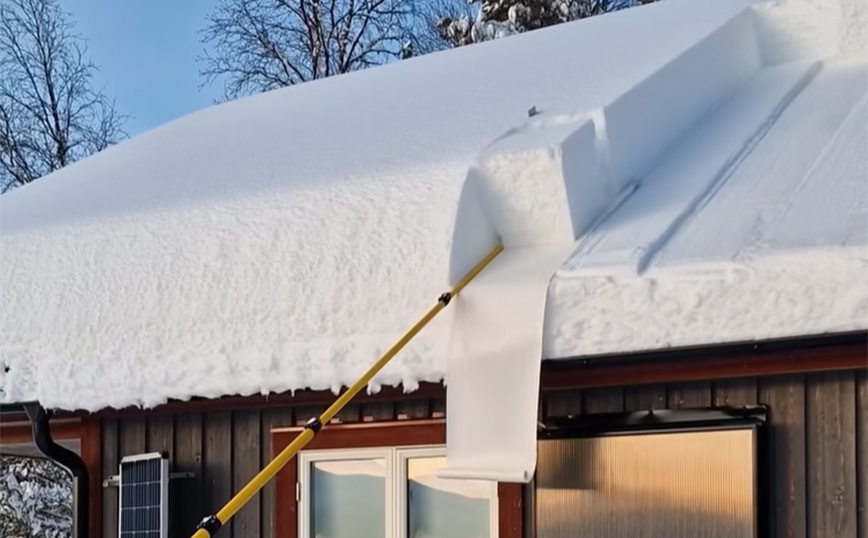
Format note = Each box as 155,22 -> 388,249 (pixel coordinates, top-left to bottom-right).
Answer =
543,328 -> 868,363
544,243 -> 868,361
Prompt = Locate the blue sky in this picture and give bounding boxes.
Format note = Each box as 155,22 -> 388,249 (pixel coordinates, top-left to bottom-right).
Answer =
68,1 -> 223,137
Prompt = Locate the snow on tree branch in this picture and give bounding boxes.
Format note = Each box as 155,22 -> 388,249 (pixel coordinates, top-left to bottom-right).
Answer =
436,0 -> 651,47
0,456 -> 72,538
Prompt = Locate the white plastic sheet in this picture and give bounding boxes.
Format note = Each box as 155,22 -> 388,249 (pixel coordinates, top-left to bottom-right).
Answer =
438,246 -> 575,483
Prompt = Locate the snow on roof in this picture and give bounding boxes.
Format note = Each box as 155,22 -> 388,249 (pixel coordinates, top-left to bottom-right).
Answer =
545,55 -> 868,358
1,0 -> 865,412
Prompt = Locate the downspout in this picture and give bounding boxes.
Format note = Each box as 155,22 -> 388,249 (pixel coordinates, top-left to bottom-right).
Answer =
23,403 -> 89,538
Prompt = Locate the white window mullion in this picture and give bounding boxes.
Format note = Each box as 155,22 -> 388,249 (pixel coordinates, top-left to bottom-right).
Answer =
298,452 -> 313,538
385,447 -> 396,538
395,448 -> 409,538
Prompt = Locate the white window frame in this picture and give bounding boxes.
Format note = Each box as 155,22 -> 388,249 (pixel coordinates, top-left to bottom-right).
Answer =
298,447 -> 395,538
298,444 -> 499,538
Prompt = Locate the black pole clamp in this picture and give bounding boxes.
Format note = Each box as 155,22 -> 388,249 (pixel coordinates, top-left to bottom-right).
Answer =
197,514 -> 223,537
304,416 -> 323,435
438,292 -> 452,306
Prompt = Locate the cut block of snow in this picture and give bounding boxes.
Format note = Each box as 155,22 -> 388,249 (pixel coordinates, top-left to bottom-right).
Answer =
440,108 -> 611,484
438,4 -> 774,484
603,10 -> 762,183
654,61 -> 867,266
470,116 -> 610,247
560,59 -> 822,277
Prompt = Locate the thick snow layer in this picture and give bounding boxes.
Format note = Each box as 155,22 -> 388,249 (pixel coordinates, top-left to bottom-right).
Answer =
547,58 -> 868,358
1,0 -> 865,413
752,0 -> 868,64
0,0 -> 755,411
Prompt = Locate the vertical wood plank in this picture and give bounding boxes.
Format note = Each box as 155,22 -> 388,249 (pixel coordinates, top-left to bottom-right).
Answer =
760,375 -> 807,538
331,403 -> 360,424
361,401 -> 394,422
232,410 -> 261,538
583,388 -> 624,413
430,397 -> 445,418
396,399 -> 430,420
543,390 -> 582,418
204,412 -> 233,536
101,418 -> 119,538
806,371 -> 857,538
498,483 -> 523,538
667,381 -> 712,408
713,378 -> 758,406
266,405 -> 294,431
857,371 -> 867,538
261,407 -> 293,538
272,432 -> 298,538
119,416 -> 146,457
523,477 -> 535,538
623,384 -> 667,412
146,415 -> 174,458
80,418 -> 102,538
145,418 -> 175,538
174,413 -> 203,538
294,405 -> 325,426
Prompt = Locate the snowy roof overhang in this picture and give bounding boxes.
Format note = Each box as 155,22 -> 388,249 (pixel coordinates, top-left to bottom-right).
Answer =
1,0 -> 866,414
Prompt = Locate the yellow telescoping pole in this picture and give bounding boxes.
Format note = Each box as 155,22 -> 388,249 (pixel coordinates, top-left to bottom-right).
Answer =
190,244 -> 504,538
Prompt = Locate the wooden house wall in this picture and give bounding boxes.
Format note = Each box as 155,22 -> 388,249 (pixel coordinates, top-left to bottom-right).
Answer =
99,398 -> 444,538
98,369 -> 867,538
540,369 -> 868,538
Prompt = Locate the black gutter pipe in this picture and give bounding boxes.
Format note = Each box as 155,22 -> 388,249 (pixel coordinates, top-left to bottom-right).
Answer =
0,402 -> 28,415
23,403 -> 88,538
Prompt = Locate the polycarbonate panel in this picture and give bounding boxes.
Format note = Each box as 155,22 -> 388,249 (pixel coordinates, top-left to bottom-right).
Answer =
536,429 -> 756,538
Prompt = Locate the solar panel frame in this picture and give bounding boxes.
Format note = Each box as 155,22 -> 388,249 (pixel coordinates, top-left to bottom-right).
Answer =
119,452 -> 169,538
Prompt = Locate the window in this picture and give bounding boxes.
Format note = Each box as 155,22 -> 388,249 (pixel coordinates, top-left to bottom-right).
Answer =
402,450 -> 495,538
298,446 -> 498,538
271,420 -> 523,538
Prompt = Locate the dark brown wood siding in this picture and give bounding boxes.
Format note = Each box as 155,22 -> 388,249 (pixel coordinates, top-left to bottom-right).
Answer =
98,369 -> 867,538
540,370 -> 868,538
98,397 -> 444,538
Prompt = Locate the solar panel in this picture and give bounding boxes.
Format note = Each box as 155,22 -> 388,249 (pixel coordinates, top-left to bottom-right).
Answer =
119,452 -> 169,538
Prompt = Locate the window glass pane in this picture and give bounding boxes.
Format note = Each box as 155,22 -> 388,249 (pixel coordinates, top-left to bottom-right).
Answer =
407,456 -> 491,538
310,458 -> 386,538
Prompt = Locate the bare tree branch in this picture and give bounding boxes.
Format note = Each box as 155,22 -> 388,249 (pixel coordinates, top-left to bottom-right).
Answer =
199,0 -> 430,101
0,0 -> 128,193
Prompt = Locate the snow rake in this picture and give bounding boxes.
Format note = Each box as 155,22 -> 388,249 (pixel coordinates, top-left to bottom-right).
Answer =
190,243 -> 504,538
